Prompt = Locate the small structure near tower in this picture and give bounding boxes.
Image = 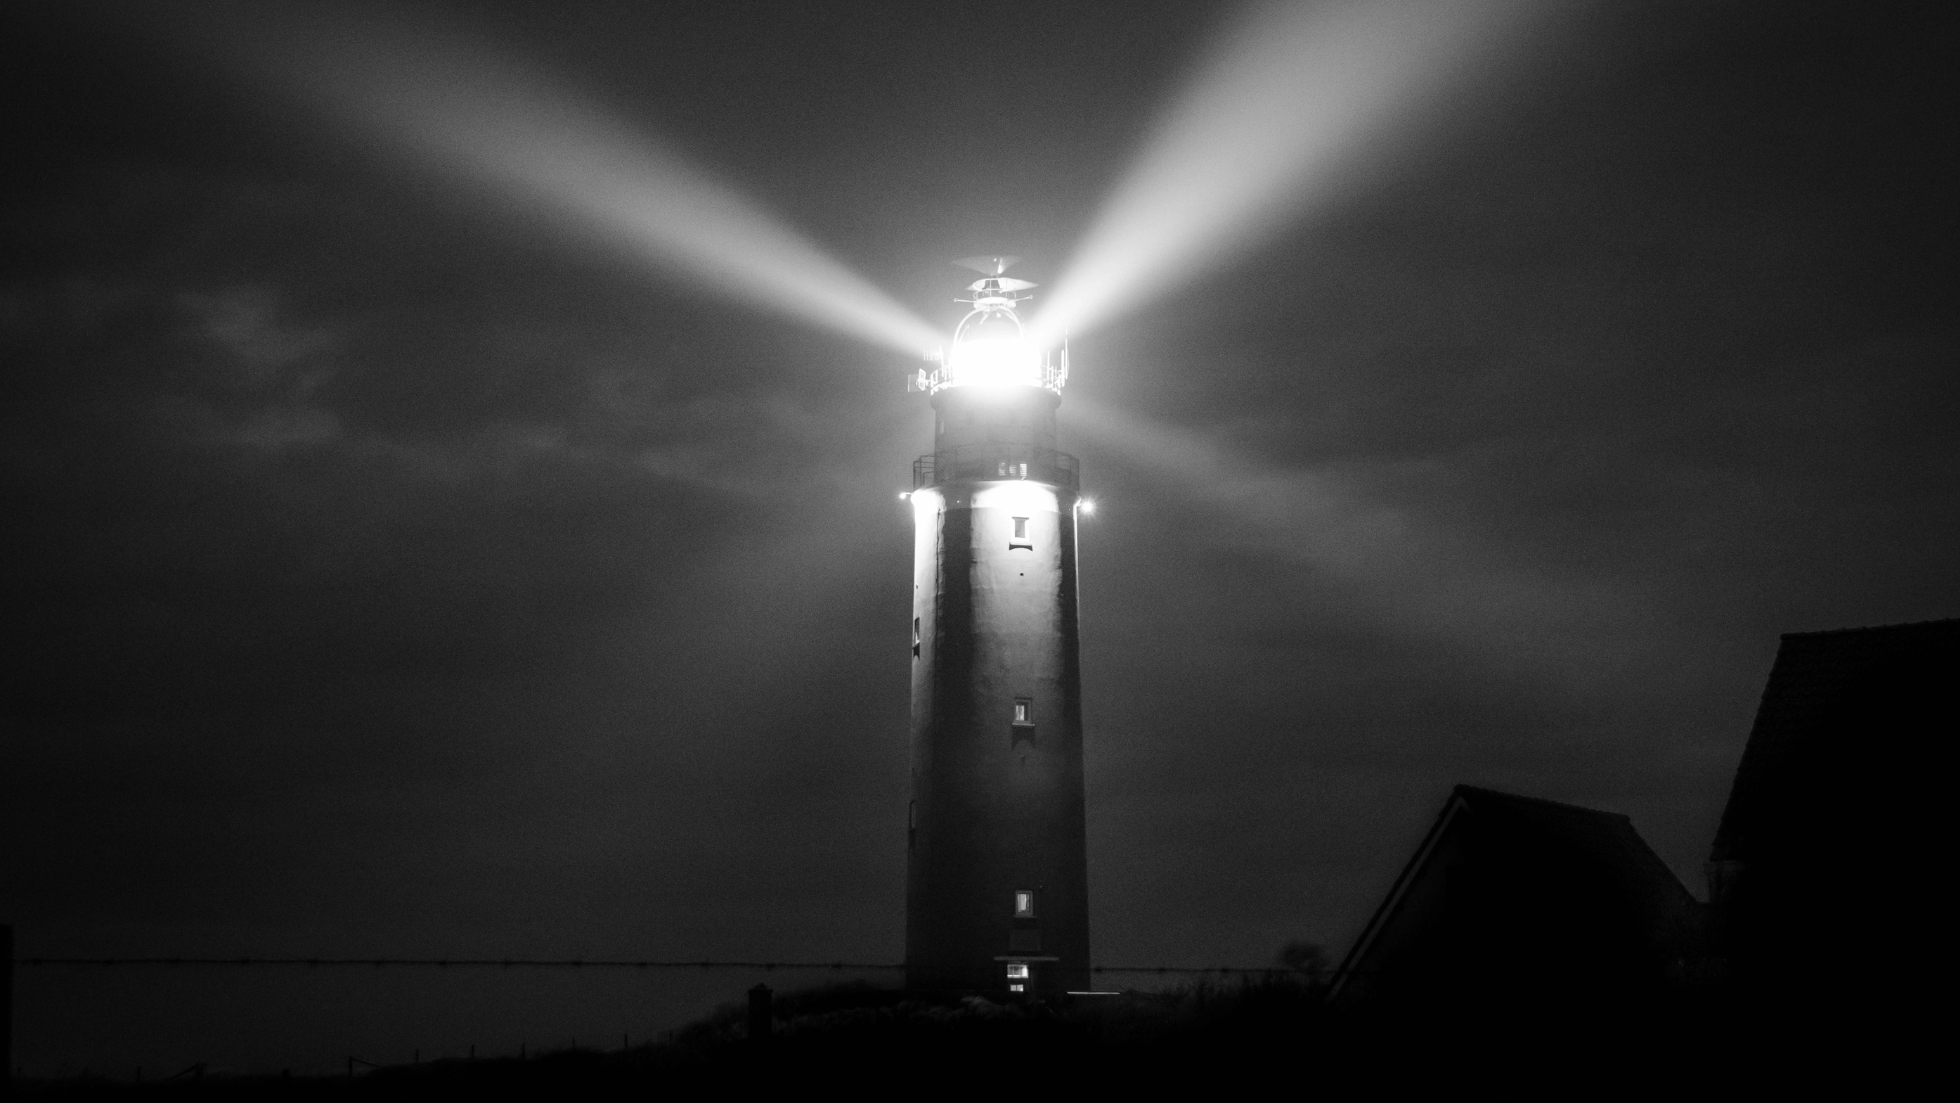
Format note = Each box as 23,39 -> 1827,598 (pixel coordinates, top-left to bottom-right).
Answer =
904,257 -> 1091,997
1329,786 -> 1700,1012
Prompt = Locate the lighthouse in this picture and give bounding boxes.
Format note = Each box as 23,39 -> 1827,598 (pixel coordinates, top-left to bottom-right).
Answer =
904,259 -> 1090,997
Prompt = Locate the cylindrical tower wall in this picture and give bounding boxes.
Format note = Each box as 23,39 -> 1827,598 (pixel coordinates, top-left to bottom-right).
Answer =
906,385 -> 1089,997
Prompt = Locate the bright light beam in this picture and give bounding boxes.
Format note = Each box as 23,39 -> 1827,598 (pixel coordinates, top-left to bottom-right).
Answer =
200,6 -> 941,356
1064,396 -> 1679,687
1031,0 -> 1556,346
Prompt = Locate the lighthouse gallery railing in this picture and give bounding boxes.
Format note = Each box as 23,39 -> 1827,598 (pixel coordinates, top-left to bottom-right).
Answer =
912,445 -> 1080,492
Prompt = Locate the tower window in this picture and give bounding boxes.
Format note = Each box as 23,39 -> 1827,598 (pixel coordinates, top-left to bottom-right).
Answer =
1006,962 -> 1030,980
1009,516 -> 1031,550
912,616 -> 921,657
1012,699 -> 1032,726
1014,890 -> 1036,918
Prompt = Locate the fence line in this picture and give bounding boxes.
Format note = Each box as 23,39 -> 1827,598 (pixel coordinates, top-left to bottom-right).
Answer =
1094,966 -> 1290,975
21,958 -> 901,970
18,958 -> 1285,975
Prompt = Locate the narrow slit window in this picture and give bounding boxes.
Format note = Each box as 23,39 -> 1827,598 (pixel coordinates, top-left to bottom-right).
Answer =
911,616 -> 921,657
1012,699 -> 1032,725
1014,890 -> 1036,918
1010,516 -> 1031,549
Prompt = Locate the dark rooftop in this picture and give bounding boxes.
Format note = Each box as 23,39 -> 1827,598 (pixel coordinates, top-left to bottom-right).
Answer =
1709,618 -> 1958,866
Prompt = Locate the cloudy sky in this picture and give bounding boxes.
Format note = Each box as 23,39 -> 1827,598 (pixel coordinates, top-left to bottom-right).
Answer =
4,0 -> 1956,1075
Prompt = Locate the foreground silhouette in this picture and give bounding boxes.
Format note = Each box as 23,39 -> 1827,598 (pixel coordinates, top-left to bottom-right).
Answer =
13,974 -> 1883,1096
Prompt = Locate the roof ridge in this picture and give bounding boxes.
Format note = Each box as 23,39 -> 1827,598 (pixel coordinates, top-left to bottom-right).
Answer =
1451,784 -> 1631,821
1781,617 -> 1960,640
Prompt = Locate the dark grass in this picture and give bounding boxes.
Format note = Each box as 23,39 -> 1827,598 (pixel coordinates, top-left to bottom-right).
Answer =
12,976 -> 1911,1097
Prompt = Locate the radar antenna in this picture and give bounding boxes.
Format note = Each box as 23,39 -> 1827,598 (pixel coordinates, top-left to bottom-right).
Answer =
954,255 -> 1021,277
953,257 -> 1037,311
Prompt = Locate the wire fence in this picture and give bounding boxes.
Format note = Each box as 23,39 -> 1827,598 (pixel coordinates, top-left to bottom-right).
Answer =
18,957 -> 1287,976
19,958 -> 901,970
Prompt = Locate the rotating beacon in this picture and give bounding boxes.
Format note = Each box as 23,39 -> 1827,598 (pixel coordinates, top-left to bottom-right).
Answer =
903,257 -> 1090,996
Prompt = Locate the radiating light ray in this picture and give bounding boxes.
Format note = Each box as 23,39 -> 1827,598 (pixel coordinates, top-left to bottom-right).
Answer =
1032,0 -> 1556,346
199,5 -> 940,356
1065,396 -> 1674,686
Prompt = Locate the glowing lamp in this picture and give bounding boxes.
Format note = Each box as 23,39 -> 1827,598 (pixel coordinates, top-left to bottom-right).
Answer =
917,259 -> 1067,396
947,336 -> 1041,389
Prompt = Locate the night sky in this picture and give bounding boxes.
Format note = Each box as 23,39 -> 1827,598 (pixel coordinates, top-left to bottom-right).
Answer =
5,0 -> 1957,1075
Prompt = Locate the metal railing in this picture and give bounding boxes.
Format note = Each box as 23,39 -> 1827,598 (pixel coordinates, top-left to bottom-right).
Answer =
913,445 -> 1080,491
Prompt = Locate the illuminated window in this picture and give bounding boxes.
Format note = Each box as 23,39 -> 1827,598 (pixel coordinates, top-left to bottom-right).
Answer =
1009,984 -> 1025,992
1014,890 -> 1036,918
1012,699 -> 1032,726
997,461 -> 1029,479
1009,516 -> 1032,550
1006,962 -> 1030,980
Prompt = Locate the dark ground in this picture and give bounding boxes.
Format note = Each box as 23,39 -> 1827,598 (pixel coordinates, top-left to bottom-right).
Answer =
11,976 -> 1919,1097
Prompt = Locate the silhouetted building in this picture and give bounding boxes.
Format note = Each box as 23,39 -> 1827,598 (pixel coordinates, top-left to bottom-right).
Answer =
903,265 -> 1091,997
1706,619 -> 1954,1004
1330,786 -> 1700,1012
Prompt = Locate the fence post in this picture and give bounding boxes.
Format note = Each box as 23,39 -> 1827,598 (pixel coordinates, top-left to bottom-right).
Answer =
2,923 -> 12,1098
747,984 -> 772,1046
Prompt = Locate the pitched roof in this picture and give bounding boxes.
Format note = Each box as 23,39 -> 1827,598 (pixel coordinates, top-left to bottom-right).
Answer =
1332,785 -> 1697,999
1453,786 -> 1696,917
1709,618 -> 1959,865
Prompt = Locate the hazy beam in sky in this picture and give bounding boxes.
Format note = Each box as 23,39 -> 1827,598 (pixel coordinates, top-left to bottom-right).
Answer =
1066,397 -> 1680,689
208,7 -> 941,356
1032,0 -> 1553,345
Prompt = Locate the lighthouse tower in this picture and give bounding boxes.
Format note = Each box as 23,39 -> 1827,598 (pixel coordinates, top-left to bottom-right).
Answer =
904,260 -> 1090,997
